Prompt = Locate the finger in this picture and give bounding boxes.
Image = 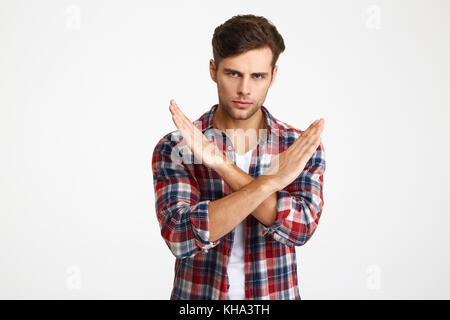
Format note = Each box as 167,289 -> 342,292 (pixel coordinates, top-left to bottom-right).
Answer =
171,100 -> 194,128
305,119 -> 321,133
311,118 -> 325,133
169,99 -> 182,117
171,114 -> 183,131
169,99 -> 177,110
313,118 -> 325,127
169,100 -> 178,115
316,118 -> 325,128
172,107 -> 203,146
173,114 -> 194,139
308,120 -> 318,129
303,120 -> 320,137
169,100 -> 189,128
171,99 -> 183,115
316,119 -> 325,133
176,116 -> 204,149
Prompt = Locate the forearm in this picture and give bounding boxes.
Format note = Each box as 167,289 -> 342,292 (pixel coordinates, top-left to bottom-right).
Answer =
215,162 -> 278,227
208,174 -> 277,242
214,163 -> 317,245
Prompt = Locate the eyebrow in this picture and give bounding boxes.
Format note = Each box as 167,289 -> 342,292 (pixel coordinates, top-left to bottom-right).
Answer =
223,68 -> 269,76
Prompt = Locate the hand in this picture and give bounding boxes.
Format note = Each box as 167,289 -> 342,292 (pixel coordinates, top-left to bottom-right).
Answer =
169,99 -> 232,169
264,118 -> 324,191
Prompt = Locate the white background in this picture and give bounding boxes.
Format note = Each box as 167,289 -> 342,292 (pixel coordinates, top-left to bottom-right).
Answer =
1,0 -> 449,299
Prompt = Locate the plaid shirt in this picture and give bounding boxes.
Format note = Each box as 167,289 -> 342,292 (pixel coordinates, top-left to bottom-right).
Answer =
151,104 -> 326,300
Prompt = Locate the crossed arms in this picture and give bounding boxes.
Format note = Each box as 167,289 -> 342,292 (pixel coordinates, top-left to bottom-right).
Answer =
151,101 -> 325,259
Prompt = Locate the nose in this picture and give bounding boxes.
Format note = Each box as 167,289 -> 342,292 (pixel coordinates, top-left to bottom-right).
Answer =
237,76 -> 251,97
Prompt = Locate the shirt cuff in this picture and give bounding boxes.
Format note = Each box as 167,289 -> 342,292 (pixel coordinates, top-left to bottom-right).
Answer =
189,200 -> 221,253
260,190 -> 294,236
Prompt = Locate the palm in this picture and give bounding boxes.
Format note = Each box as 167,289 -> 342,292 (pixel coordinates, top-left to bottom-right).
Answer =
169,99 -> 229,169
264,120 -> 323,190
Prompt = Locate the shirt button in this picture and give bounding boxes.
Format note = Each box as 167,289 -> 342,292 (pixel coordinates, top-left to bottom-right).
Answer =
227,145 -> 232,151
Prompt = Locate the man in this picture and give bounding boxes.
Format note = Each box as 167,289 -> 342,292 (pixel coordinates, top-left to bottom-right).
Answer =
152,14 -> 325,300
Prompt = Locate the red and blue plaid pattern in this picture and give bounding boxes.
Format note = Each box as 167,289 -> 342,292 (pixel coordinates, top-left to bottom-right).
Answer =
152,104 -> 326,299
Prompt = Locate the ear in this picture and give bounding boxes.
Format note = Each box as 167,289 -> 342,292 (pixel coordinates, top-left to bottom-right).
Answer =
209,59 -> 217,83
269,65 -> 278,88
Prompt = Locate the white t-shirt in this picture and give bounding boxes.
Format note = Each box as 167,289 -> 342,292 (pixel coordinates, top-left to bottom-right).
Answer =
227,148 -> 254,300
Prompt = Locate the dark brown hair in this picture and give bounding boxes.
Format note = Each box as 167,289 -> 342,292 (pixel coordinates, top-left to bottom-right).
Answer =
211,14 -> 286,77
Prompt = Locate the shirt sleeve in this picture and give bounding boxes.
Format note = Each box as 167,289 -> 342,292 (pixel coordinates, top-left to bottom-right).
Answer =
151,136 -> 221,259
260,142 -> 326,246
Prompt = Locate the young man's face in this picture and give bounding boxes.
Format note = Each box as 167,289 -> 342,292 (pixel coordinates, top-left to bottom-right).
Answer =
209,46 -> 278,122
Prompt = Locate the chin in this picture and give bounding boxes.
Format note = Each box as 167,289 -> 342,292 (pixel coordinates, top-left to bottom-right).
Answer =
232,105 -> 259,120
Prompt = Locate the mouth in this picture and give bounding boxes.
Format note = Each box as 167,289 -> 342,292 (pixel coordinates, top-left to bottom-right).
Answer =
232,100 -> 252,108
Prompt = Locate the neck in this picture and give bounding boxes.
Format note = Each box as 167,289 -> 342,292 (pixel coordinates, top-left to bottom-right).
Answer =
212,104 -> 267,154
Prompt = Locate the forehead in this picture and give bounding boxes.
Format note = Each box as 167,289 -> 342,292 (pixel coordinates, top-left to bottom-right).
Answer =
220,47 -> 273,73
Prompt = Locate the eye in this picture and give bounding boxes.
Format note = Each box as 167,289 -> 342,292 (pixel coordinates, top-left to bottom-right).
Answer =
227,72 -> 264,79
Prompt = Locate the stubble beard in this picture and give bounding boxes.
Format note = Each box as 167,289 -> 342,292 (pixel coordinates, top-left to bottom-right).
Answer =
220,100 -> 261,122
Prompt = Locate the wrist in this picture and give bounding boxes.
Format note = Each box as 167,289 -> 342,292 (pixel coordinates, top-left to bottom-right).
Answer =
213,156 -> 235,176
255,175 -> 279,194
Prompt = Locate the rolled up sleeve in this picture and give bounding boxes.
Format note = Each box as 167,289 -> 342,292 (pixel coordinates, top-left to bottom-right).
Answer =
260,142 -> 326,246
152,136 -> 220,259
